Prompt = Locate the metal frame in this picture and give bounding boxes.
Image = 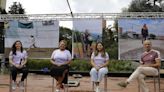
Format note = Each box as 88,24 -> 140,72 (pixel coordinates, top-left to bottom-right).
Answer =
92,74 -> 108,92
1,12 -> 164,21
138,69 -> 160,92
9,73 -> 27,92
52,78 -> 69,92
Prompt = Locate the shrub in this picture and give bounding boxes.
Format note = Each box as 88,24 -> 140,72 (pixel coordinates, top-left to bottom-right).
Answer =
108,60 -> 136,72
27,59 -> 136,72
70,59 -> 92,71
27,59 -> 51,70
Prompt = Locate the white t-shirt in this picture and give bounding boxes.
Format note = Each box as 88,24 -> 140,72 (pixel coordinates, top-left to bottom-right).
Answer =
91,52 -> 109,67
51,49 -> 72,64
9,50 -> 28,65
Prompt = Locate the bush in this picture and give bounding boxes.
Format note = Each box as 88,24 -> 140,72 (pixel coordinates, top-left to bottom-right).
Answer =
70,59 -> 92,71
27,59 -> 136,72
27,59 -> 51,70
108,60 -> 136,72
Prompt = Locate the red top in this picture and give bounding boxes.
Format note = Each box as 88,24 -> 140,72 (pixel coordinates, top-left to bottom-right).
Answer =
141,50 -> 159,64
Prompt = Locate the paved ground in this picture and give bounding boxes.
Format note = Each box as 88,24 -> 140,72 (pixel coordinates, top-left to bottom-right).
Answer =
0,74 -> 164,92
119,39 -> 164,60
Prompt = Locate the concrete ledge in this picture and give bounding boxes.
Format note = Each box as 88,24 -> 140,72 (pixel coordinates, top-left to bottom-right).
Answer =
28,70 -> 164,78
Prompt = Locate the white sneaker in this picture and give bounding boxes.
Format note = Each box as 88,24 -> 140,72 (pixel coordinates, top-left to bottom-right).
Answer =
95,86 -> 100,92
12,82 -> 17,90
19,81 -> 24,90
55,89 -> 60,92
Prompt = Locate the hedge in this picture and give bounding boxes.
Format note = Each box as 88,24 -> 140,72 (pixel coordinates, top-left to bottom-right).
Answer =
27,59 -> 137,72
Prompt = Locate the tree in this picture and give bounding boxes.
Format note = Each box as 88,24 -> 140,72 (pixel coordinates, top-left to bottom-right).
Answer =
8,2 -> 25,14
59,27 -> 72,51
126,0 -> 163,12
0,7 -> 7,53
0,8 -> 7,14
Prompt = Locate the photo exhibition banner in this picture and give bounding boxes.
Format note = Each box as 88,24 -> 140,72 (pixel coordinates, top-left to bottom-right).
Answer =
118,19 -> 164,60
73,19 -> 103,59
5,20 -> 59,58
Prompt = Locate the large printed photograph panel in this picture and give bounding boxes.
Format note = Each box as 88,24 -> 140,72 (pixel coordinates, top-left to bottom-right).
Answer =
118,19 -> 164,60
73,19 -> 103,59
5,20 -> 59,59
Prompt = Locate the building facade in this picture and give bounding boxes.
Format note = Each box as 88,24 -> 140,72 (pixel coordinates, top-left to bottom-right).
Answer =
0,0 -> 6,9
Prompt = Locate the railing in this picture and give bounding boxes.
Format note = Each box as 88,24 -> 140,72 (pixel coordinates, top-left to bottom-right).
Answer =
0,12 -> 164,21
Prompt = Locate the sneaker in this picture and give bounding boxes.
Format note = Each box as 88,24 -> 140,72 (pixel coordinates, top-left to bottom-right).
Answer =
55,89 -> 60,92
12,81 -> 17,90
95,86 -> 100,92
18,81 -> 24,90
117,81 -> 128,88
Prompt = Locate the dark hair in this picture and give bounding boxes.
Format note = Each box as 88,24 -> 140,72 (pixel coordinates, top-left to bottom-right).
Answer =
30,35 -> 34,37
94,42 -> 106,57
11,40 -> 23,55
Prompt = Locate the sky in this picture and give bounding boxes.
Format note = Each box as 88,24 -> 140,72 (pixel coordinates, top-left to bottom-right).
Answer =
118,19 -> 164,36
6,0 -> 132,28
6,0 -> 132,14
73,19 -> 102,35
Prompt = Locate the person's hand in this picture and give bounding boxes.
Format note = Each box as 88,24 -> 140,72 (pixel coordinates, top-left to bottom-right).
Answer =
140,64 -> 149,67
140,62 -> 144,65
19,64 -> 24,68
15,64 -> 22,69
95,66 -> 100,71
57,64 -> 62,67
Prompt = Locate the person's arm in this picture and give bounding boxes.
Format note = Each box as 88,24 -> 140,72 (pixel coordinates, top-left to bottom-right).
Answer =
141,51 -> 161,68
141,59 -> 160,68
20,50 -> 28,66
100,52 -> 109,68
9,53 -> 15,66
90,52 -> 100,71
61,59 -> 72,66
21,58 -> 27,66
90,59 -> 97,68
90,52 -> 96,67
139,60 -> 144,65
50,50 -> 59,66
100,60 -> 109,68
91,58 -> 100,71
50,58 -> 59,66
9,52 -> 20,68
141,28 -> 143,35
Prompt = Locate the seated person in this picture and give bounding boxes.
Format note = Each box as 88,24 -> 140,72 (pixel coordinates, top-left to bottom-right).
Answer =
50,40 -> 72,92
118,40 -> 161,92
90,42 -> 109,92
9,40 -> 28,90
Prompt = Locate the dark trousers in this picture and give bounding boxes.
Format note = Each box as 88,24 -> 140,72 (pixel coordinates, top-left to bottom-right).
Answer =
10,66 -> 28,82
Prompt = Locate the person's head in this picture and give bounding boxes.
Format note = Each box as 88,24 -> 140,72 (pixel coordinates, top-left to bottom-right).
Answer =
96,42 -> 104,52
143,24 -> 148,29
30,35 -> 34,38
95,42 -> 106,57
143,40 -> 152,52
12,40 -> 23,55
59,40 -> 67,50
85,29 -> 89,34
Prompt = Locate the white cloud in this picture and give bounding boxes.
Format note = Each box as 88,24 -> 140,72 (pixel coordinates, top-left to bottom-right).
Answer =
6,0 -> 132,14
69,0 -> 132,13
6,0 -> 132,28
